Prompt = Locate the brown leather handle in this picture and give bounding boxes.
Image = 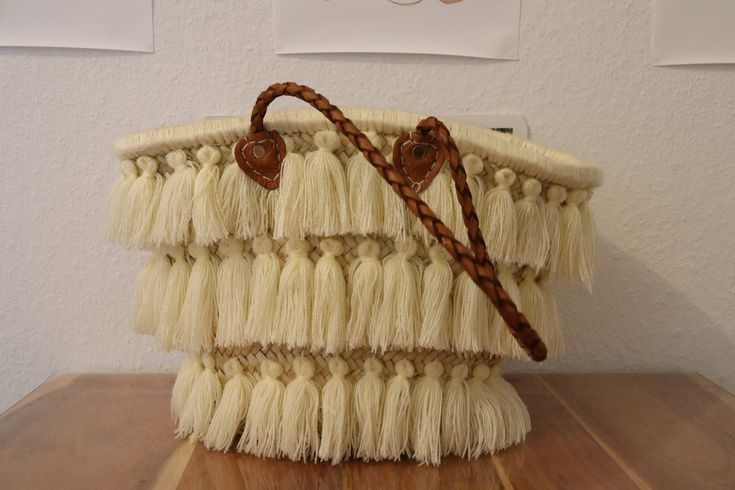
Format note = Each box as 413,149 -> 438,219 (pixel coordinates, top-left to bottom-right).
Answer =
245,82 -> 547,362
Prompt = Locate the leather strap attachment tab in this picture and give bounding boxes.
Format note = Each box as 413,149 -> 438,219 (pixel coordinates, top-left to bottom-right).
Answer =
393,131 -> 447,193
234,130 -> 286,190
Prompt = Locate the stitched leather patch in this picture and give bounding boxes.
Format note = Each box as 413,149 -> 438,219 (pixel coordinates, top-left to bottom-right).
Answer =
393,131 -> 447,193
234,130 -> 286,190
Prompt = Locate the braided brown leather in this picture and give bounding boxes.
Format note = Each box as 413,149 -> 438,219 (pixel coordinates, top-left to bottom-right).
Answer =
247,82 -> 547,362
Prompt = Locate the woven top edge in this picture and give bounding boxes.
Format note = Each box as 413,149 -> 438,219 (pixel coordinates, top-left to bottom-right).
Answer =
113,108 -> 602,189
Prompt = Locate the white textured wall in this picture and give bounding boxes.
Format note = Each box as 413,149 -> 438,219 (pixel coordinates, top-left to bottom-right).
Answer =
1,0 -> 734,412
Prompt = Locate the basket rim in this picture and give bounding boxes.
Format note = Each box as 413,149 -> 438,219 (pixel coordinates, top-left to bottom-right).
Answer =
113,108 -> 602,189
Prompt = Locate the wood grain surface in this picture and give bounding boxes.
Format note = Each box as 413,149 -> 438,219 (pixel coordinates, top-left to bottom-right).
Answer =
0,373 -> 732,490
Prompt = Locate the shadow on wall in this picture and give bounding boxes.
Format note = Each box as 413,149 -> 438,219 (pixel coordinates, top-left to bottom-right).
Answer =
507,236 -> 735,391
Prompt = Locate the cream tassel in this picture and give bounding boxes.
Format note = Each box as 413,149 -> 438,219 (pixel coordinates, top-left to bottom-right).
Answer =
381,136 -> 411,238
243,236 -> 280,345
273,136 -> 306,239
354,358 -> 385,461
192,145 -> 227,246
132,250 -> 171,336
468,364 -> 501,457
218,155 -> 267,240
175,243 -> 218,353
215,237 -> 251,349
177,354 -> 222,440
281,357 -> 320,462
491,266 -> 525,358
419,245 -> 452,350
347,131 -> 385,235
455,154 -> 486,245
519,269 -> 555,357
318,358 -> 353,464
347,239 -> 383,350
151,150 -> 196,246
239,360 -> 285,458
106,159 -> 138,244
442,364 -> 471,457
410,361 -> 444,466
378,359 -> 415,460
303,130 -> 350,236
171,354 -> 203,423
539,273 -> 563,356
204,358 -> 255,451
559,189 -> 586,283
452,271 -> 490,353
481,168 -> 517,263
312,238 -> 347,353
544,185 -> 566,273
375,238 -> 422,352
515,178 -> 549,270
485,364 -> 531,449
413,167 -> 459,245
156,247 -> 190,351
124,156 -> 163,249
274,239 -> 313,348
579,190 -> 597,289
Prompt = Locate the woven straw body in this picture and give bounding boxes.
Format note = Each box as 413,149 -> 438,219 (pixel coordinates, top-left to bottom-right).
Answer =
108,107 -> 601,465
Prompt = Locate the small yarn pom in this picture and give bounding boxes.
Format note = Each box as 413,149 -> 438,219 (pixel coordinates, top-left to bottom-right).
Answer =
281,357 -> 320,462
468,364 -> 501,457
379,359 -> 415,460
382,136 -> 411,238
177,354 -> 222,440
375,238 -> 422,352
481,168 -> 517,263
452,271 -> 490,353
175,244 -> 218,353
204,359 -> 255,451
544,185 -> 567,273
303,130 -> 350,236
218,152 -> 268,240
106,159 -> 138,244
354,358 -> 385,461
192,145 -> 227,246
124,156 -> 164,249
491,266 -> 525,358
515,178 -> 549,270
274,239 -> 313,348
484,364 -> 531,449
419,245 -> 452,350
239,360 -> 285,458
132,249 -> 171,336
318,358 -> 354,464
410,361 -> 444,465
347,131 -> 385,235
274,136 -> 306,239
414,167 -> 460,245
171,354 -> 203,423
243,236 -> 281,345
455,154 -> 487,245
215,237 -> 251,349
312,238 -> 347,353
347,239 -> 384,349
151,150 -> 196,246
157,247 -> 190,350
442,364 -> 471,457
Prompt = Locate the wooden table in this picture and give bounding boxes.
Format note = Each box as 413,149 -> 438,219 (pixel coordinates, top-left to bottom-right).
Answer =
0,373 -> 732,489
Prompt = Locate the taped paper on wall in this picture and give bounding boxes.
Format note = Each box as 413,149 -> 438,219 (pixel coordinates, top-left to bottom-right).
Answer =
274,0 -> 520,60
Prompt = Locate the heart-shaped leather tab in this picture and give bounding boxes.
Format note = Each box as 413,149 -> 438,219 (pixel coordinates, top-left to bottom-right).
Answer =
234,130 -> 286,190
393,131 -> 447,193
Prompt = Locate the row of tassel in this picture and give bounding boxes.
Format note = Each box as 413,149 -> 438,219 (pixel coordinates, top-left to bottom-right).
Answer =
173,354 -> 531,465
135,236 -> 562,359
107,130 -> 597,286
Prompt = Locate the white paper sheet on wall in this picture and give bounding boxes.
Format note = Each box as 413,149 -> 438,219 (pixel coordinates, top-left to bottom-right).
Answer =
0,0 -> 153,52
654,0 -> 735,65
274,0 -> 520,60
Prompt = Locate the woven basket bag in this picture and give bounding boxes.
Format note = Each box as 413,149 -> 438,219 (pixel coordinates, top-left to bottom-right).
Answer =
107,82 -> 602,465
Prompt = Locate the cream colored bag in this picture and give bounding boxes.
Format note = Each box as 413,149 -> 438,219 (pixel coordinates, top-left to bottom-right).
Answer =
107,83 -> 601,464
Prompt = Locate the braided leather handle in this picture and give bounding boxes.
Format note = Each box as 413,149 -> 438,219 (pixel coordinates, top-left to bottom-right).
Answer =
247,82 -> 547,362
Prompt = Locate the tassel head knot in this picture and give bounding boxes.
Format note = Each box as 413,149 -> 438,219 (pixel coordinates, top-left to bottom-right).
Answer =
394,359 -> 415,378
170,246 -> 186,261
121,159 -> 138,177
136,156 -> 158,175
462,154 -> 484,177
319,238 -> 344,256
201,354 -> 216,371
521,178 -> 542,199
219,236 -> 246,257
188,243 -> 211,259
197,145 -> 221,166
567,189 -> 587,206
521,268 -> 537,281
261,359 -> 284,379
223,358 -> 244,377
284,238 -> 311,256
494,168 -> 516,188
394,238 -> 418,257
166,150 -> 188,170
423,361 -> 444,378
293,357 -> 316,379
328,357 -> 349,378
450,364 -> 469,381
357,239 -> 380,259
489,363 -> 503,378
314,130 -> 341,152
252,235 -> 274,255
282,135 -> 296,153
428,244 -> 450,263
364,358 -> 384,375
364,130 -> 386,150
547,185 -> 567,205
472,364 -> 491,382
